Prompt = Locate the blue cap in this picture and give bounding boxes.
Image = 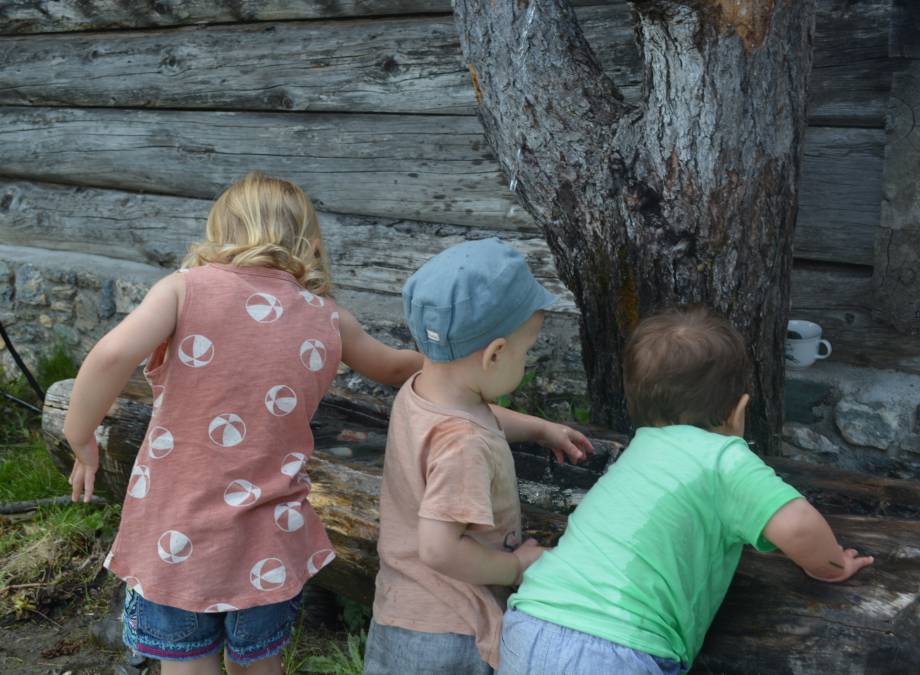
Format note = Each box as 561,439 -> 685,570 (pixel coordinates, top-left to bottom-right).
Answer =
403,238 -> 557,362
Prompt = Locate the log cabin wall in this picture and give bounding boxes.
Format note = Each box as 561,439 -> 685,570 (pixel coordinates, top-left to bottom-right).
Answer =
0,1 -> 918,469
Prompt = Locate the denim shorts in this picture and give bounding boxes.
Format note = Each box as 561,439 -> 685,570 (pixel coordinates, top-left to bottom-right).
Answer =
363,618 -> 493,675
122,587 -> 302,665
498,608 -> 685,675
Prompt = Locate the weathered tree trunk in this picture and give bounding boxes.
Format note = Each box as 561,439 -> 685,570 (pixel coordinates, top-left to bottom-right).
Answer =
454,0 -> 817,454
41,380 -> 920,673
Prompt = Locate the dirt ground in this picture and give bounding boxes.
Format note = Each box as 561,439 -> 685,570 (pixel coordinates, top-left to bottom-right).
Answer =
0,578 -> 146,674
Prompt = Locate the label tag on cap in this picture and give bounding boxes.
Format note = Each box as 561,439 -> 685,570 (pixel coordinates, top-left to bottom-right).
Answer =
426,328 -> 441,342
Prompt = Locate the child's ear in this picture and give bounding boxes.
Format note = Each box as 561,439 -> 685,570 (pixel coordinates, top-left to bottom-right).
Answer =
727,394 -> 750,437
310,238 -> 322,258
480,338 -> 507,370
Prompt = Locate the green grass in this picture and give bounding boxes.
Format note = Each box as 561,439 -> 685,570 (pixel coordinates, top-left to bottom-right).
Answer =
282,594 -> 371,673
0,341 -> 78,502
0,344 -> 112,615
0,440 -> 70,502
285,627 -> 366,674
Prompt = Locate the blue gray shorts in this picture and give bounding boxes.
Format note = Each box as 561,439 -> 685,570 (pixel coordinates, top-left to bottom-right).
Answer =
498,608 -> 685,675
363,618 -> 493,675
122,587 -> 302,665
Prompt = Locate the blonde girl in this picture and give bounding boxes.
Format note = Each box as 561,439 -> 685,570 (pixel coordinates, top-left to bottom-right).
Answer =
64,172 -> 422,675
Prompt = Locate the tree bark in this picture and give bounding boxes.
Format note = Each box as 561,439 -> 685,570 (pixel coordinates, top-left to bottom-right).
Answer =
454,0 -> 817,454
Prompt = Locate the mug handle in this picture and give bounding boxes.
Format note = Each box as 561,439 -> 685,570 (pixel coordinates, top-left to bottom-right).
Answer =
816,339 -> 832,359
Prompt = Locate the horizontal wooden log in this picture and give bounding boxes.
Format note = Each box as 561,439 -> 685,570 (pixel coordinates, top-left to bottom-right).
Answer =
0,0 -> 614,34
0,1 -> 890,125
0,1 -> 455,34
0,106 -> 531,230
0,6 -> 639,115
41,379 -> 920,672
0,109 -> 884,259
0,179 -> 880,308
0,180 -> 576,312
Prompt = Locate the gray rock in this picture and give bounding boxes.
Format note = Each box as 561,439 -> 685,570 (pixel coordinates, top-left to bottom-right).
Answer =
75,289 -> 100,331
98,280 -> 116,320
782,423 -> 841,456
900,435 -> 920,456
89,615 -> 124,651
14,264 -> 47,306
784,379 -> 834,424
835,399 -> 905,451
115,279 -> 147,314
53,323 -> 81,346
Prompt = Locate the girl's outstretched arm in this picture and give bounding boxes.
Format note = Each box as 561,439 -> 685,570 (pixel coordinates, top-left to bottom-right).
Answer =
339,308 -> 423,386
64,273 -> 184,502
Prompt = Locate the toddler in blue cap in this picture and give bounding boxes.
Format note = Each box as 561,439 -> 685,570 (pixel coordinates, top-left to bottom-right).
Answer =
363,238 -> 593,674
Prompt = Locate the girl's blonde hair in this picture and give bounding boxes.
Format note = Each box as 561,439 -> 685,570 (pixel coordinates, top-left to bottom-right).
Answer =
183,172 -> 332,294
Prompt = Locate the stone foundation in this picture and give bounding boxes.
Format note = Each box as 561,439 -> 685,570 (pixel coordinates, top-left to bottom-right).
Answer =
784,362 -> 920,478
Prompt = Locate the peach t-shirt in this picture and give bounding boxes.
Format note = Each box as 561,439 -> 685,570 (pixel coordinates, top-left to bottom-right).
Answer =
105,263 -> 341,611
373,373 -> 522,668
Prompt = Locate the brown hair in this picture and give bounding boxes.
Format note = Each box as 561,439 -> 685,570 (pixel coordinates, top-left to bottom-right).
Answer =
623,306 -> 749,429
183,172 -> 332,294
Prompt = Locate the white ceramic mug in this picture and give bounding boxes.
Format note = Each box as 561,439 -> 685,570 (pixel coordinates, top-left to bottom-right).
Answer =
785,320 -> 832,368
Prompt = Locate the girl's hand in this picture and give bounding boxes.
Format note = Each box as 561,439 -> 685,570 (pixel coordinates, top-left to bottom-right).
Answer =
539,421 -> 594,465
69,438 -> 100,503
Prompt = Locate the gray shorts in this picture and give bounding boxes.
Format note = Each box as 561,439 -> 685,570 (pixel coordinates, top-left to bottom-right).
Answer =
498,608 -> 684,675
363,618 -> 493,675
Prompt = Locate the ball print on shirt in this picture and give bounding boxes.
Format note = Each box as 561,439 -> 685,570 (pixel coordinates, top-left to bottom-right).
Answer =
177,334 -> 215,368
245,292 -> 284,323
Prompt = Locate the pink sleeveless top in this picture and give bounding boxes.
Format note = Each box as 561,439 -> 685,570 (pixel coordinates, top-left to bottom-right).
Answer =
104,263 -> 342,612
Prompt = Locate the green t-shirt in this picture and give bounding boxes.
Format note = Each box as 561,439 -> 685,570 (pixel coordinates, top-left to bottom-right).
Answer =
508,425 -> 801,665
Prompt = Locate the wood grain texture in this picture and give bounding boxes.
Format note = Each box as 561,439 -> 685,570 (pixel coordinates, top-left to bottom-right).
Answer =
0,6 -> 639,115
0,109 -> 882,259
795,127 -> 885,266
0,0 -> 613,34
41,379 -> 920,672
0,1 -> 892,125
0,0 -> 454,34
0,106 -> 528,230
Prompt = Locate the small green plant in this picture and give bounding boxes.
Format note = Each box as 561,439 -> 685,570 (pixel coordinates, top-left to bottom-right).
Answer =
495,370 -> 542,414
297,631 -> 366,674
573,398 -> 591,425
34,341 -> 79,391
339,596 -> 372,634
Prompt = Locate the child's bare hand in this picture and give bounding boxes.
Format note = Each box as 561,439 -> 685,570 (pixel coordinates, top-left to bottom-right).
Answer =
805,546 -> 874,583
512,538 -> 548,584
68,438 -> 100,503
539,422 -> 594,465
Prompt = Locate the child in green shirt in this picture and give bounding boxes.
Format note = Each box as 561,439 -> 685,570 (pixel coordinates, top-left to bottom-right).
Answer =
501,306 -> 873,674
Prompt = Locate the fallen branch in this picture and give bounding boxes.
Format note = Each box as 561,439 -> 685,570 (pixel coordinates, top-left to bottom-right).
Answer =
0,496 -> 106,515
0,582 -> 46,595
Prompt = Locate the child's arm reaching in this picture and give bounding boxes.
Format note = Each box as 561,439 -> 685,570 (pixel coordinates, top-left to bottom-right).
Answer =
763,498 -> 874,582
339,308 -> 423,386
490,406 -> 593,464
418,517 -> 544,586
63,273 -> 184,503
